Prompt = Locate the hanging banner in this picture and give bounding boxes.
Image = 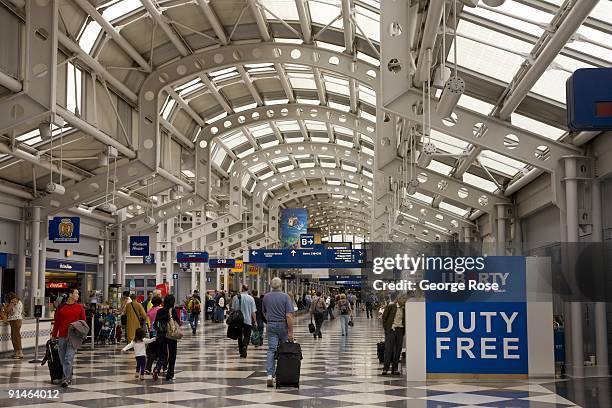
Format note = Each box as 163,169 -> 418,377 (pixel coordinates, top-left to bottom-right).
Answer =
129,236 -> 149,256
280,208 -> 308,248
209,258 -> 236,269
48,217 -> 80,243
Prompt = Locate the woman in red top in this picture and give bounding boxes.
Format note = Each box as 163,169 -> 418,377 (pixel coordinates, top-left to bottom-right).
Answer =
51,289 -> 85,388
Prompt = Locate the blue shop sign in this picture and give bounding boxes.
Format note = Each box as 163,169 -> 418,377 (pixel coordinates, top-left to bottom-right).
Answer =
129,236 -> 149,256
48,217 -> 80,243
0,253 -> 7,268
46,259 -> 96,273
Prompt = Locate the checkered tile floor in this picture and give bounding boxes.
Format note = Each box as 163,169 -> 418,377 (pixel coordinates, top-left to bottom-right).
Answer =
0,312 -> 589,407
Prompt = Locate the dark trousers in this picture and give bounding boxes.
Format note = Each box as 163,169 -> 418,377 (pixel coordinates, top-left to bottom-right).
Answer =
238,324 -> 252,356
135,356 -> 146,375
313,312 -> 325,337
155,338 -> 177,379
365,303 -> 373,319
327,306 -> 335,320
145,340 -> 158,372
383,328 -> 405,372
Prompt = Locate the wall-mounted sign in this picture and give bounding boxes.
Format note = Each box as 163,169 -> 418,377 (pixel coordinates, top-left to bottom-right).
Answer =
300,234 -> 315,249
48,217 -> 80,243
172,273 -> 179,280
209,258 -> 236,269
46,282 -> 68,289
143,253 -> 155,264
129,236 -> 149,256
230,259 -> 244,273
45,259 -> 96,273
176,251 -> 209,263
179,262 -> 190,270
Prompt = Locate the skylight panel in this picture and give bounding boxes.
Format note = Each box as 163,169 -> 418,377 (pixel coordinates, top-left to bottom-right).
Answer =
259,171 -> 275,180
286,135 -> 304,143
329,101 -> 350,112
354,4 -> 380,42
321,160 -> 336,168
357,51 -> 380,67
298,162 -> 316,168
410,191 -> 433,205
242,174 -> 251,188
458,94 -> 495,114
333,125 -> 353,136
463,172 -> 498,193
324,75 -> 350,95
439,201 -> 469,217
236,147 -> 255,159
260,140 -> 279,149
427,160 -> 453,176
327,180 -> 342,186
358,85 -> 376,105
468,3 -> 551,37
531,54 -> 594,103
209,67 -> 237,77
265,98 -> 290,105
206,112 -> 227,124
448,21 -> 531,83
478,150 -> 525,177
510,113 -> 565,141
288,74 -> 317,90
102,0 -> 141,21
260,0 -> 300,20
305,121 -> 327,131
182,169 -> 195,178
66,63 -> 82,114
249,162 -> 269,173
336,138 -> 353,148
342,163 -> 357,172
571,26 -> 612,62
359,110 -> 376,123
315,41 -> 345,54
312,135 -> 329,143
234,102 -> 259,113
430,130 -> 469,154
276,121 -> 300,132
250,123 -> 273,138
212,146 -> 226,166
361,146 -> 374,156
362,169 -> 373,178
296,98 -> 319,105
78,21 -> 102,53
590,1 -> 612,23
278,164 -> 294,172
161,98 -> 176,120
310,1 -> 343,29
360,134 -> 373,144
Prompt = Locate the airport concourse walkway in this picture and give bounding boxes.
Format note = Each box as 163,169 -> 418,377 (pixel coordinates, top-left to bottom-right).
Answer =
0,312 -> 593,408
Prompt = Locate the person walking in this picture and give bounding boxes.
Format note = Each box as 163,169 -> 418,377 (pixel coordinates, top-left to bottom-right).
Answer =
122,328 -> 156,380
309,291 -> 326,339
262,277 -> 294,388
50,288 -> 86,387
231,285 -> 257,358
152,294 -> 181,382
381,295 -> 407,376
144,296 -> 163,374
6,292 -> 24,359
252,290 -> 265,346
327,294 -> 336,320
187,292 -> 202,335
126,294 -> 147,342
214,291 -> 226,323
336,294 -> 353,337
365,293 -> 375,319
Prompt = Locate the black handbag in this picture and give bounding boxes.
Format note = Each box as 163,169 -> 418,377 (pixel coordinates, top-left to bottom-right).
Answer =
308,317 -> 315,333
226,295 -> 244,326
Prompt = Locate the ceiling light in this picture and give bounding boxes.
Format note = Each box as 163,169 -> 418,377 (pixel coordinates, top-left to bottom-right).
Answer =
39,122 -> 52,140
144,216 -> 156,225
45,182 -> 65,195
436,76 -> 465,119
483,0 -> 505,6
97,202 -> 117,213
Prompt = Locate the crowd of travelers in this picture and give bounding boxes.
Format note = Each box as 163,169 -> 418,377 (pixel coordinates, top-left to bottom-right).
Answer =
43,281 -> 405,388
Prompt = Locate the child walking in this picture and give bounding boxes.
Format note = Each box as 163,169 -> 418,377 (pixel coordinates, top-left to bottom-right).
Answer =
122,328 -> 155,379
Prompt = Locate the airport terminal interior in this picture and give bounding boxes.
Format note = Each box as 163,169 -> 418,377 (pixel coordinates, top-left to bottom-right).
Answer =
1,0 -> 612,407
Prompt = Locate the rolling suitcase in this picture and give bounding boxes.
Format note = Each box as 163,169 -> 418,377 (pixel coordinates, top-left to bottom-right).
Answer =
377,341 -> 385,363
275,341 -> 302,388
41,339 -> 63,384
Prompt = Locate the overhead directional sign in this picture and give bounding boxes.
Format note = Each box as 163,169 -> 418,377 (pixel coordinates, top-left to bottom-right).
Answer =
176,251 -> 209,263
300,234 -> 315,249
248,248 -> 364,268
209,258 -> 236,268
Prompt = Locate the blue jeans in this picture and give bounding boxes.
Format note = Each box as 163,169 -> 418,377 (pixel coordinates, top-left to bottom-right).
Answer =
266,322 -> 288,376
189,313 -> 200,332
340,314 -> 350,336
57,337 -> 77,382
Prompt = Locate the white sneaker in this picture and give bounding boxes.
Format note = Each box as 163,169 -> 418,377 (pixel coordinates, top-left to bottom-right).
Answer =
266,375 -> 274,388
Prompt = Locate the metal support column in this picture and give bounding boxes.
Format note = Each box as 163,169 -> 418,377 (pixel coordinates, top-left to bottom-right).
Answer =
216,269 -> 221,291
30,207 -> 41,316
16,209 -> 27,299
565,156 -> 584,377
496,205 -> 507,256
591,178 -> 609,376
116,224 -> 124,288
463,226 -> 472,244
103,236 -> 110,301
38,232 -> 47,296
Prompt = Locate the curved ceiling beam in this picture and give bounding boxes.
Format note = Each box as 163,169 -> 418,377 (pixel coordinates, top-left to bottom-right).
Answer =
204,104 -> 375,147
138,42 -> 378,200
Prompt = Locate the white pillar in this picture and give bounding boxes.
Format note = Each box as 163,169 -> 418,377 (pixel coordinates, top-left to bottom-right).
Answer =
216,269 -> 221,291
592,178 -> 608,376
103,236 -> 110,301
16,209 -> 27,299
463,226 -> 471,244
565,157 -> 584,377
116,224 -> 123,288
30,207 -> 41,315
38,232 -> 47,296
224,268 -> 229,291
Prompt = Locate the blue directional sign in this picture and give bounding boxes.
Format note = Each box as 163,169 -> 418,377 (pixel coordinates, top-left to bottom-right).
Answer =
129,236 -> 149,256
248,248 -> 364,268
176,251 -> 209,263
209,258 -> 236,268
300,234 -> 315,249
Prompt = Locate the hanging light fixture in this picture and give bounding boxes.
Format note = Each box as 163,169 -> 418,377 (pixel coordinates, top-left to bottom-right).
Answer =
45,122 -> 65,195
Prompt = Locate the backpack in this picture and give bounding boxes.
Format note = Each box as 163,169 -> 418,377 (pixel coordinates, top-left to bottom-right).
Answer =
226,295 -> 244,327
339,300 -> 349,315
192,299 -> 201,313
314,297 -> 326,314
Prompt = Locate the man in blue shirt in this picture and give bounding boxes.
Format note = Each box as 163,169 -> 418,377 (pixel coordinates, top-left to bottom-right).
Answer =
231,285 -> 257,358
262,277 -> 294,387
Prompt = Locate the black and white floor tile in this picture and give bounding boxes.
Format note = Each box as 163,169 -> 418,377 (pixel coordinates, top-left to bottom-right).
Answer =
0,312 -> 600,407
